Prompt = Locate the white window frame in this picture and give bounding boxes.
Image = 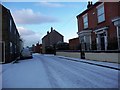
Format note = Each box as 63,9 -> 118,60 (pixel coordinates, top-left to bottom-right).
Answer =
97,3 -> 105,23
78,30 -> 92,50
83,13 -> 88,29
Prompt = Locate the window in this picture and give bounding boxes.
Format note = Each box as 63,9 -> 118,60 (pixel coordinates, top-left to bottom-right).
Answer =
97,3 -> 105,23
83,14 -> 88,29
10,19 -> 12,32
80,36 -> 85,50
84,36 -> 91,50
80,36 -> 85,43
14,30 -> 16,35
10,42 -> 13,54
15,45 -> 17,53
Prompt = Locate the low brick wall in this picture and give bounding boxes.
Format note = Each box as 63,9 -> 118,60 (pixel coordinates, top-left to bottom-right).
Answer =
85,52 -> 120,63
56,51 -> 81,59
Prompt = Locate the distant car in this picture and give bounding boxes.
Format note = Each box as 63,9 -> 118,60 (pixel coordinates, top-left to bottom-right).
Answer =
20,48 -> 33,59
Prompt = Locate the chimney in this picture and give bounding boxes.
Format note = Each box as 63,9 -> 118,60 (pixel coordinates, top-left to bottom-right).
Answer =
51,27 -> 53,32
87,1 -> 91,8
47,31 -> 49,34
87,1 -> 93,9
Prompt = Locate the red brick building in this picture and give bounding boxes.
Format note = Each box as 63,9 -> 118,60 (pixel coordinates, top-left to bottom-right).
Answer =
77,2 -> 120,51
42,27 -> 64,53
69,37 -> 80,50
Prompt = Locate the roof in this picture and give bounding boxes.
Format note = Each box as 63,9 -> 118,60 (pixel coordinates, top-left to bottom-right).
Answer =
42,34 -> 47,40
50,30 -> 64,37
42,29 -> 64,40
1,4 -> 20,37
69,37 -> 79,41
76,2 -> 102,18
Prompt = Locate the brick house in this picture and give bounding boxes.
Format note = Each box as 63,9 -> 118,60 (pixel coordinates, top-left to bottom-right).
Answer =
69,37 -> 80,50
77,2 -> 120,51
42,27 -> 64,53
32,43 -> 42,53
0,4 -> 21,63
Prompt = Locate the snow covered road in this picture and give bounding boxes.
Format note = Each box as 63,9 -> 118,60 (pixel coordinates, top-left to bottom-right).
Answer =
2,53 -> 119,88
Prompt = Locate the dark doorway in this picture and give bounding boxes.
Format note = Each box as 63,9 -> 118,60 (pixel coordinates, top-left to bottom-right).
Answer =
100,33 -> 105,50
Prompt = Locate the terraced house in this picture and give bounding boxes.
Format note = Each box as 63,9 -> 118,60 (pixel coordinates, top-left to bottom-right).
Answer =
0,4 -> 22,63
77,2 -> 120,51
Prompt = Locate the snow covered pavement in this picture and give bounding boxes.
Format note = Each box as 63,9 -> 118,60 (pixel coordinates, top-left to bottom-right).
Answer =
1,53 -> 119,88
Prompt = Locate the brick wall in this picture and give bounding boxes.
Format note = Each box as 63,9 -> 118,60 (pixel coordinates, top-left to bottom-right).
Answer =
69,37 -> 80,50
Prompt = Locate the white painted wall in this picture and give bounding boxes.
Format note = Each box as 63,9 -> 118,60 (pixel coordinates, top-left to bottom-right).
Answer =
85,53 -> 119,63
56,51 -> 119,63
56,52 -> 81,59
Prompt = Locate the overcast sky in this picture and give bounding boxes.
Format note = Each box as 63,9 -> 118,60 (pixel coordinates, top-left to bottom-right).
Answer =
2,1 -> 96,47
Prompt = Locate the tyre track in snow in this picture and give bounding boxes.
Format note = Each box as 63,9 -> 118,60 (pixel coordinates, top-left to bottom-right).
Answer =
51,56 -> 118,82
38,55 -> 102,88
36,55 -> 61,88
39,54 -> 118,88
49,56 -> 119,88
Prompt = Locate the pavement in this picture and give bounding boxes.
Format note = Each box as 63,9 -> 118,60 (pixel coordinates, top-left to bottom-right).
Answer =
57,55 -> 120,71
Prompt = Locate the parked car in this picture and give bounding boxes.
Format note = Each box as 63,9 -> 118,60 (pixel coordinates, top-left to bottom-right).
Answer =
20,48 -> 33,59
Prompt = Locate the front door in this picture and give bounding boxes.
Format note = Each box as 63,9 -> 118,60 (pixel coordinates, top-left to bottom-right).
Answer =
100,33 -> 105,50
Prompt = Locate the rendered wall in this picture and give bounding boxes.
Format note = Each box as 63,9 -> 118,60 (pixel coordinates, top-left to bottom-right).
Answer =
56,51 -> 119,63
56,52 -> 81,59
85,53 -> 120,63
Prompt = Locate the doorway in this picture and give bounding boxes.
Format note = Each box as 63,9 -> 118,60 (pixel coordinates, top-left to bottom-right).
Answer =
100,33 -> 105,50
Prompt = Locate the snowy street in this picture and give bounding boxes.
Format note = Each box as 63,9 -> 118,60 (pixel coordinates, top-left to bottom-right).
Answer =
1,53 -> 119,88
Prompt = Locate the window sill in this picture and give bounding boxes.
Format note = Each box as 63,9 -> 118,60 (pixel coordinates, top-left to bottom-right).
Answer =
97,20 -> 106,25
83,27 -> 89,30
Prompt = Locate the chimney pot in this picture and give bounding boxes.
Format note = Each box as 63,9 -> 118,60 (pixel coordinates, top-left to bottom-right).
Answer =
51,27 -> 53,32
87,1 -> 93,8
47,31 -> 49,34
90,1 -> 93,5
